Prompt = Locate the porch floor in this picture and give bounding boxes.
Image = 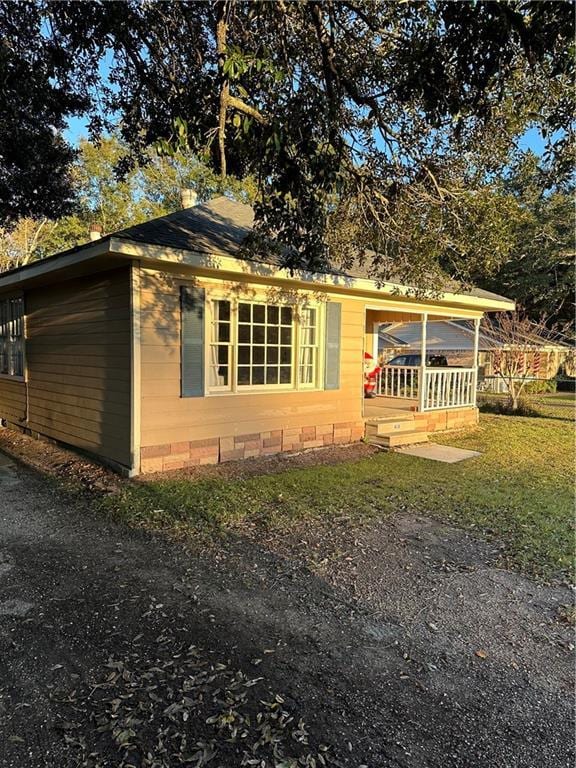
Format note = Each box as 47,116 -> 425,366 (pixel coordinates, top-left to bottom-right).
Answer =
363,396 -> 416,420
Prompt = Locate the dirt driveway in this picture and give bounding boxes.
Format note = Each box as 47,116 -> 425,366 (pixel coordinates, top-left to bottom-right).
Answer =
0,451 -> 573,767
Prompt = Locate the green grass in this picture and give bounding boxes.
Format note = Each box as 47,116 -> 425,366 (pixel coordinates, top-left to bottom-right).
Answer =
103,409 -> 575,581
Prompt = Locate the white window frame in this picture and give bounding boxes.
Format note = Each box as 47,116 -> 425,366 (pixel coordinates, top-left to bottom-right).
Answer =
207,298 -> 233,392
0,294 -> 25,380
297,305 -> 321,390
205,295 -> 324,395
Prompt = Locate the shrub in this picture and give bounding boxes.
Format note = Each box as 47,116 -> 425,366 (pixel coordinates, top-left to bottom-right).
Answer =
478,396 -> 540,417
524,378 -> 557,394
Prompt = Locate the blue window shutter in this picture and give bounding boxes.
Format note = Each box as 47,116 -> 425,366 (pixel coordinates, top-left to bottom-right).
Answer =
324,302 -> 342,390
181,286 -> 205,397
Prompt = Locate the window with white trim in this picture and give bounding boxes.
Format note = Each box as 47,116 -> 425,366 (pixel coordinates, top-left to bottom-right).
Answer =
208,299 -> 320,392
298,306 -> 319,388
0,296 -> 24,377
208,299 -> 232,389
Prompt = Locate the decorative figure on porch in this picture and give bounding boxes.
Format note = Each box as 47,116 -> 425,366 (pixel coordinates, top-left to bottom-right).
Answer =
364,352 -> 381,398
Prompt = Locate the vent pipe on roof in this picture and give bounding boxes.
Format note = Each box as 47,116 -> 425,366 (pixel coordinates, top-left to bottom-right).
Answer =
180,188 -> 198,209
89,222 -> 103,241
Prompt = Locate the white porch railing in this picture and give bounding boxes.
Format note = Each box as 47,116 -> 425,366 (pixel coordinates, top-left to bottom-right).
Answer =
422,367 -> 476,410
376,366 -> 476,410
376,365 -> 420,399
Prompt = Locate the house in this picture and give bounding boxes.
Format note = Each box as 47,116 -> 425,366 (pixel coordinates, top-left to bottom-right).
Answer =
376,319 -> 574,392
0,196 -> 515,475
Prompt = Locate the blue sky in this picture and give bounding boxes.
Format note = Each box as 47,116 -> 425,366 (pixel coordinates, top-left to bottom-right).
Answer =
517,126 -> 548,156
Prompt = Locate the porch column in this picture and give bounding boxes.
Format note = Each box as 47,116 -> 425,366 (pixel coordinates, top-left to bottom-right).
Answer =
372,322 -> 380,360
472,317 -> 481,406
418,312 -> 428,411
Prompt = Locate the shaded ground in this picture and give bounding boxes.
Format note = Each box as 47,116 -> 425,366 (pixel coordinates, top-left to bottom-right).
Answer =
0,449 -> 573,767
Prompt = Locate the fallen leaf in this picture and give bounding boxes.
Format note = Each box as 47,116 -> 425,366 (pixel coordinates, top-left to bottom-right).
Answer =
475,649 -> 488,659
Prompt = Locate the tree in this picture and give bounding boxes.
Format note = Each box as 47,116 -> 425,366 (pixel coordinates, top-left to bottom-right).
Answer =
0,136 -> 256,272
474,152 -> 575,329
0,218 -> 58,272
483,312 -> 563,411
0,1 -> 573,287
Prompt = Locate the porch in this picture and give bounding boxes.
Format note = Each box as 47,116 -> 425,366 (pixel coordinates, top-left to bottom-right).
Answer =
363,308 -> 481,447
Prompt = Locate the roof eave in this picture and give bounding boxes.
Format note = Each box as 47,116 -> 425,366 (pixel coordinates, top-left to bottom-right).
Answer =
0,235 -> 516,313
0,238 -> 112,290
109,238 -> 516,312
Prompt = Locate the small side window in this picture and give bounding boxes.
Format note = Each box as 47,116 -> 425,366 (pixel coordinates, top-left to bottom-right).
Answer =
0,296 -> 24,377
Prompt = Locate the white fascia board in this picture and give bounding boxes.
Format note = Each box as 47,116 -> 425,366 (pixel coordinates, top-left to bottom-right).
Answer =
0,234 -> 516,313
109,238 -> 517,312
0,239 -> 112,291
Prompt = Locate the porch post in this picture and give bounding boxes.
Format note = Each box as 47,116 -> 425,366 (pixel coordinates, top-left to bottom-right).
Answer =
418,312 -> 428,411
472,317 -> 481,406
372,322 -> 380,360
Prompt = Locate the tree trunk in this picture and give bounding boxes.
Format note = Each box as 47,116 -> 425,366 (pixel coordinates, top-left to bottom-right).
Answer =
215,0 -> 230,179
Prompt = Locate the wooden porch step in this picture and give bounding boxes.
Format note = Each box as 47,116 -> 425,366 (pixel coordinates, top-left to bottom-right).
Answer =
366,431 -> 429,449
365,419 -> 418,437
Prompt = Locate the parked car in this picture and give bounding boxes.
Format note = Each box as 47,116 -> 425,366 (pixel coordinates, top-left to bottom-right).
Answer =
386,354 -> 448,367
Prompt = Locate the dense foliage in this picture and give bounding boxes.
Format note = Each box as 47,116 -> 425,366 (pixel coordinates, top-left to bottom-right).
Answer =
474,153 -> 574,328
0,1 -> 573,288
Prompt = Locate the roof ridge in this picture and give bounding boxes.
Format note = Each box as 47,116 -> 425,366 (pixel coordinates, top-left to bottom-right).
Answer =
112,194 -> 242,239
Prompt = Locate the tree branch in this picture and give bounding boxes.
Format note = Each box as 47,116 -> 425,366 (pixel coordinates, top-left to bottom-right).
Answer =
227,95 -> 266,124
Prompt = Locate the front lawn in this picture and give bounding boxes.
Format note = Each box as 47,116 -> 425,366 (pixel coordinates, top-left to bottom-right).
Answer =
104,408 -> 574,581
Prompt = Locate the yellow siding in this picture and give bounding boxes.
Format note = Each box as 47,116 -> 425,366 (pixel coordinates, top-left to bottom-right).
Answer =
24,267 -> 132,467
139,267 -> 365,448
0,377 -> 26,425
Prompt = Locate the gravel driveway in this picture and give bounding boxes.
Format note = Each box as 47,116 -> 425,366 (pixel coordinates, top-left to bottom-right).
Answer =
0,450 -> 573,767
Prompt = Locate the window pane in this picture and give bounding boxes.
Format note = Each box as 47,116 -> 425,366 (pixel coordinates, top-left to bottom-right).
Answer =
266,326 -> 278,344
218,323 -> 230,342
239,303 -> 251,322
238,345 -> 250,365
216,300 -> 230,322
267,347 -> 278,364
267,305 -> 279,324
209,345 -> 229,388
252,366 -> 265,385
281,307 -> 292,325
281,327 -> 292,345
238,325 -> 250,343
279,366 -> 291,384
266,366 -> 279,384
253,326 -> 265,344
253,346 -> 265,364
253,304 -> 265,324
238,366 -> 251,385
280,347 -> 291,364
305,326 -> 316,345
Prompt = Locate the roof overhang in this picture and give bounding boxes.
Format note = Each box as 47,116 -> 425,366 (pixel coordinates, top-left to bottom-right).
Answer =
0,236 -> 516,313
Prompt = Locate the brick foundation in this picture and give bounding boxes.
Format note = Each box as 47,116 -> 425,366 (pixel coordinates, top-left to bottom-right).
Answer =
414,406 -> 479,433
140,421 -> 365,474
